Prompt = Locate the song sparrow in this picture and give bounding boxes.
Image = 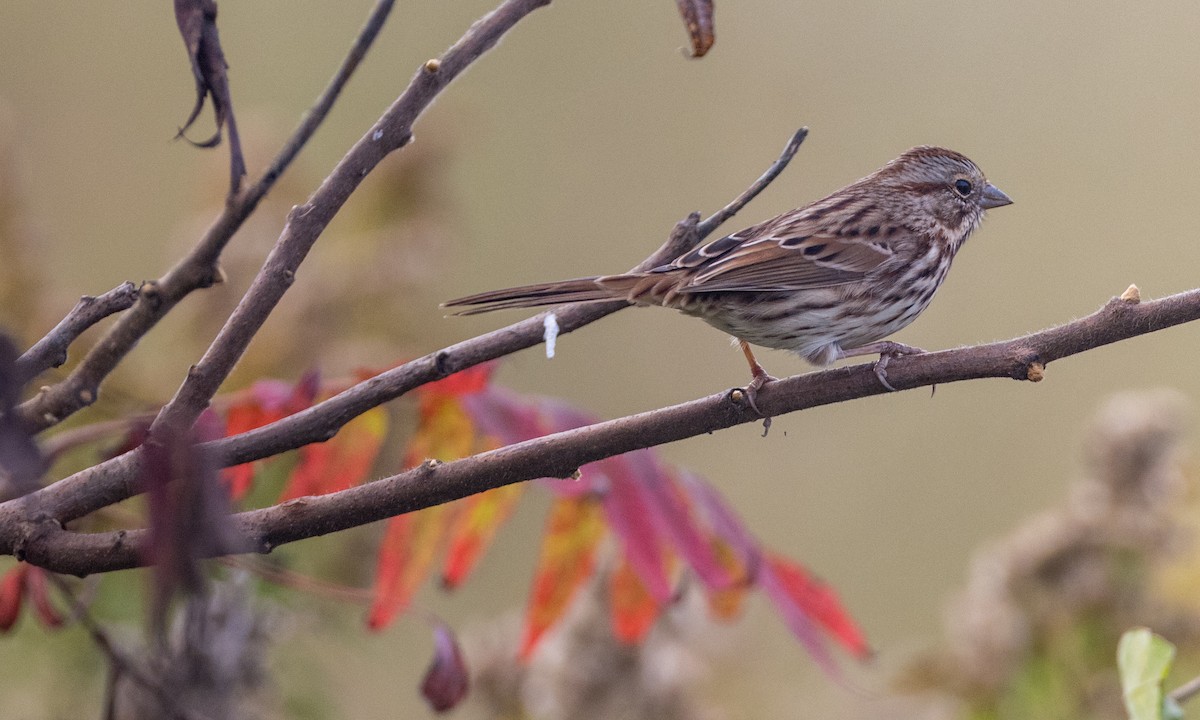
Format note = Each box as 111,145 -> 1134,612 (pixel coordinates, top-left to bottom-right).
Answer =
446,146 -> 1011,401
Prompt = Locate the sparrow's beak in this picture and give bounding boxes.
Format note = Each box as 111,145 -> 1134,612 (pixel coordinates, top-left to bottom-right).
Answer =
980,183 -> 1013,209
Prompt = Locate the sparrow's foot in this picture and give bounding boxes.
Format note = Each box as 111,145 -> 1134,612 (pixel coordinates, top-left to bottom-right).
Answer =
742,369 -> 778,418
839,340 -> 926,393
869,341 -> 925,392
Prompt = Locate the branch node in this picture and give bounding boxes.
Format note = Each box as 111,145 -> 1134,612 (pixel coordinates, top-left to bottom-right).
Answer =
198,262 -> 227,289
434,351 -> 452,378
78,388 -> 96,405
1120,283 -> 1141,304
287,204 -> 313,222
422,458 -> 441,471
1026,361 -> 1045,383
281,269 -> 296,287
139,281 -> 163,310
424,58 -> 441,73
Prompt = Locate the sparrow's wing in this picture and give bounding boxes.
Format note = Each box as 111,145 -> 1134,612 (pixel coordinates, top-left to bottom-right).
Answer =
659,209 -> 897,293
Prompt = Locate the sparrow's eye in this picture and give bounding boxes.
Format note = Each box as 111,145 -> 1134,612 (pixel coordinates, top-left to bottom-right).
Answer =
954,179 -> 973,197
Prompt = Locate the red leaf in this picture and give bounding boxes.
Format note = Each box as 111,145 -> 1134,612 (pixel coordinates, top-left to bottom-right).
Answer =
279,406 -> 387,501
520,496 -> 607,659
222,372 -> 319,499
25,567 -> 64,629
418,364 -> 495,400
441,483 -> 524,589
368,506 -> 453,630
421,621 -> 470,712
0,564 -> 27,632
609,555 -> 662,644
765,553 -> 870,659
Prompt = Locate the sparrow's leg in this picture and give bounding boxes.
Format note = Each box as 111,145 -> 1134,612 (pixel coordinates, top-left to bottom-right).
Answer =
739,339 -> 777,416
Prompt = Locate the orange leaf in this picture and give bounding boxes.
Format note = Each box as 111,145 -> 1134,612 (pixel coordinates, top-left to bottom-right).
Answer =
705,538 -> 750,620
442,483 -> 525,589
520,496 -> 607,659
280,406 -> 388,501
609,555 -> 661,644
405,398 -> 477,469
368,505 -> 454,630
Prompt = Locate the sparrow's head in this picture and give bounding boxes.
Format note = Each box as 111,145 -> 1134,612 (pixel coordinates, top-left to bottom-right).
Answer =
876,146 -> 1012,242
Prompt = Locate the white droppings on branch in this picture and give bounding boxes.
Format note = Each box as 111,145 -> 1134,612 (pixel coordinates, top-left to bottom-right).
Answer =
543,313 -> 559,358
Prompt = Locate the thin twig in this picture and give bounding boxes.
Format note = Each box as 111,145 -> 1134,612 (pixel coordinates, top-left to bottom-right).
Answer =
696,127 -> 808,237
12,286 -> 1200,575
1170,675 -> 1200,706
219,556 -> 371,604
14,282 -> 139,385
16,0 -> 397,434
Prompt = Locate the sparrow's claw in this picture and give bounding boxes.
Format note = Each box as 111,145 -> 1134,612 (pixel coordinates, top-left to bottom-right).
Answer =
864,341 -> 925,393
873,355 -> 899,392
742,371 -> 778,417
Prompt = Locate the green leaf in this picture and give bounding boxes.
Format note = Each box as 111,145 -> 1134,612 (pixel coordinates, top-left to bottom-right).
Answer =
1118,628 -> 1177,720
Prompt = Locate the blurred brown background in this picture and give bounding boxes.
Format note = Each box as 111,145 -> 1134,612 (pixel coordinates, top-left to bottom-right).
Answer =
3,1 -> 1200,717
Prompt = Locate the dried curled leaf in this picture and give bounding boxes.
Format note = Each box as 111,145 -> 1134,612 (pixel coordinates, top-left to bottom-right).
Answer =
173,0 -> 246,196
675,0 -> 715,57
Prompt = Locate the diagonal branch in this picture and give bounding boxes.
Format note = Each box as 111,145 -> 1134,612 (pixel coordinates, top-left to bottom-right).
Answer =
14,282 -> 139,386
15,0 -> 397,434
10,285 -> 1200,576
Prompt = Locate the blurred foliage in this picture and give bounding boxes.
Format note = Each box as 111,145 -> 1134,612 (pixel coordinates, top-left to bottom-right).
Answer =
892,391 -> 1200,720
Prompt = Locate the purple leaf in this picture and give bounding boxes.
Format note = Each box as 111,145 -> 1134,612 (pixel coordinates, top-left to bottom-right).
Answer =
0,335 -> 44,498
599,460 -> 672,602
141,409 -> 252,636
677,470 -> 761,575
623,454 -> 731,591
421,621 -> 470,713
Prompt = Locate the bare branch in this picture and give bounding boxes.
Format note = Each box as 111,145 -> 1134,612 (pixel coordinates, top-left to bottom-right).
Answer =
696,127 -> 807,237
10,286 -> 1200,575
15,0 -> 397,433
14,282 -> 138,385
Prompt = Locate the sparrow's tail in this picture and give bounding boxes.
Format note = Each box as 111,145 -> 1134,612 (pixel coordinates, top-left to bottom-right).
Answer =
444,273 -> 674,315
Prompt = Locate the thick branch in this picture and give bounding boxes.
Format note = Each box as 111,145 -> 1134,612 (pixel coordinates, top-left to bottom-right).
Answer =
11,286 -> 1200,575
15,0 -> 396,433
14,282 -> 138,386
